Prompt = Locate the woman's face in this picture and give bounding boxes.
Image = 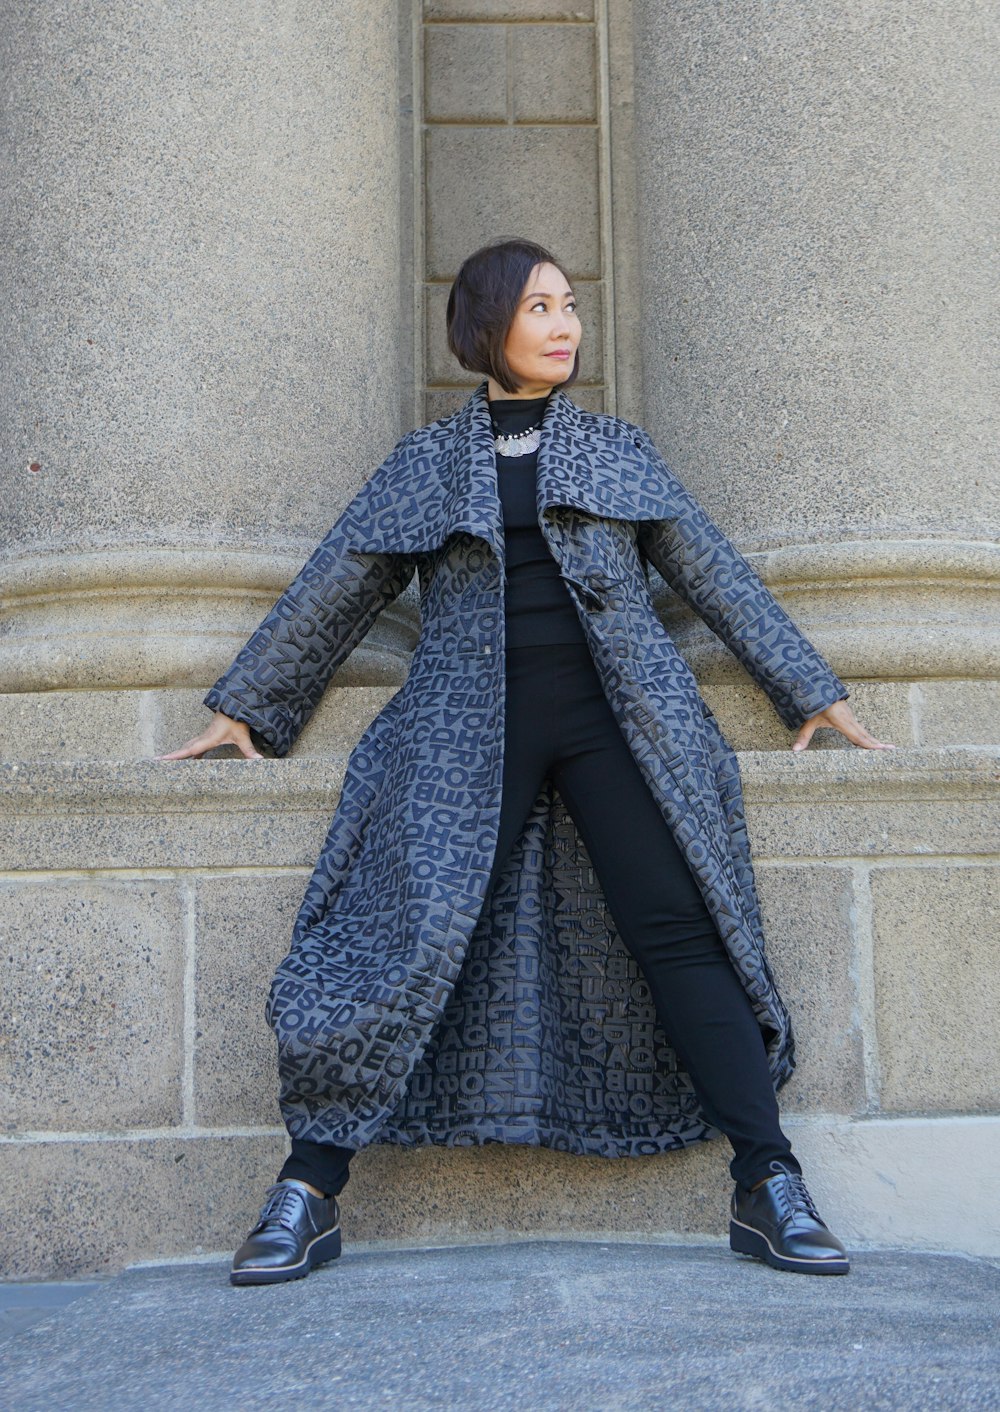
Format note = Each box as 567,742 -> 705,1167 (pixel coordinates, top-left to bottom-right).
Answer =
488,261 -> 582,399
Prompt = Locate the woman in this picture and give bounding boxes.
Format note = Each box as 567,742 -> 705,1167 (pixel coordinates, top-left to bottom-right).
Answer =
161,238 -> 894,1286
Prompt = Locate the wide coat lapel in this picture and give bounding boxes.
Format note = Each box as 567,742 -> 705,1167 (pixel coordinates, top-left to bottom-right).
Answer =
339,381 -> 681,562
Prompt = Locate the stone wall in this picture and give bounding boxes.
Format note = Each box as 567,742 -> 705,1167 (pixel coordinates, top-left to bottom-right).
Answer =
1,0 -> 998,1277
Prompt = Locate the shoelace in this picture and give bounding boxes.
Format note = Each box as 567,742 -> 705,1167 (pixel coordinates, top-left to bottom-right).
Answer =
767,1167 -> 822,1224
254,1183 -> 310,1233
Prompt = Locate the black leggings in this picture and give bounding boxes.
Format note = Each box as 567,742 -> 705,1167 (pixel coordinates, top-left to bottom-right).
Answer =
279,641 -> 801,1198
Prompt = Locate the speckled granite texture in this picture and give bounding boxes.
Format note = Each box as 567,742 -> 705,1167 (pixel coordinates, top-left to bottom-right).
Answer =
1,1243 -> 998,1411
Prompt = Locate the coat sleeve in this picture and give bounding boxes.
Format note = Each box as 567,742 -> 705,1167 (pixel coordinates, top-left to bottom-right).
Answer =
203,492 -> 417,759
630,428 -> 849,732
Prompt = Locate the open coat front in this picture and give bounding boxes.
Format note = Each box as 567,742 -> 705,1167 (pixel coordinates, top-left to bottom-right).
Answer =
204,381 -> 849,1157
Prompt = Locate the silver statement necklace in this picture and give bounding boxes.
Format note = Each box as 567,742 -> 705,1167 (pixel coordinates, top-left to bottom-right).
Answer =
492,421 -> 542,456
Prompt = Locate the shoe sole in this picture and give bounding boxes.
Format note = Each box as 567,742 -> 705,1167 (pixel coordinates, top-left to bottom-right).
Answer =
229,1224 -> 343,1286
729,1217 -> 850,1276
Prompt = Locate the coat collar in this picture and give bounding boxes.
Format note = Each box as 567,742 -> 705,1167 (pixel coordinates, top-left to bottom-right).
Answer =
342,379 -> 679,557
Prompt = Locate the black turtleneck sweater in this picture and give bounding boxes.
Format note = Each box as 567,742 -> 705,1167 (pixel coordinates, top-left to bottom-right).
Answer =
489,392 -> 589,649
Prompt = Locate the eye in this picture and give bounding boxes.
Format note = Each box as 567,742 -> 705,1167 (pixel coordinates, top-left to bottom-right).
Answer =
530,299 -> 578,313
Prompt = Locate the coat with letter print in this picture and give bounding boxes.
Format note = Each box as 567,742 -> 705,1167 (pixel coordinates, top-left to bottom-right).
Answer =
204,380 -> 849,1157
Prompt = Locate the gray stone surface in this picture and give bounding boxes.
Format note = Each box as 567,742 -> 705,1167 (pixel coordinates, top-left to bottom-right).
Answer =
426,0 -> 594,18
919,681 -> 1000,748
755,864 -> 865,1114
0,0 -> 404,559
646,540 -> 1000,708
0,690 -> 150,762
0,1135 -> 287,1280
3,749 -> 997,872
697,680 -> 912,753
158,683 -> 403,761
1,1242 -> 998,1410
0,548 -> 420,694
5,1115 -> 999,1277
0,879 -> 185,1130
871,865 -> 1000,1112
424,23 -> 508,121
511,23 -> 596,122
194,873 -> 308,1126
632,2 -> 1000,551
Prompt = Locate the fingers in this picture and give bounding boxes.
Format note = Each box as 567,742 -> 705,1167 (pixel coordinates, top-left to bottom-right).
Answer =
846,724 -> 896,751
154,723 -> 265,761
792,699 -> 897,753
233,735 -> 266,760
827,704 -> 896,750
791,723 -> 816,753
155,735 -> 214,760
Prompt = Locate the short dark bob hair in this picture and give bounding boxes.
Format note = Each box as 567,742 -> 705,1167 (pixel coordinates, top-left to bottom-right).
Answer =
446,237 -> 580,396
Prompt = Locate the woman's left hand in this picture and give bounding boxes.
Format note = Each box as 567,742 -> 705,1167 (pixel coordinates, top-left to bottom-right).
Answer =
791,700 -> 896,752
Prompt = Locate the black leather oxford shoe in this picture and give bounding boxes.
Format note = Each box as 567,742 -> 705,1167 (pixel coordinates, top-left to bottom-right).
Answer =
230,1179 -> 342,1286
729,1161 -> 850,1275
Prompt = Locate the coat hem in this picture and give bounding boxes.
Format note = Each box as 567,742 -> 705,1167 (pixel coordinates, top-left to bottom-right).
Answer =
367,1114 -> 726,1159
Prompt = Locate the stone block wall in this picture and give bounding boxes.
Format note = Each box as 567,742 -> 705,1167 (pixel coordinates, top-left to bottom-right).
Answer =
2,743 -> 998,1277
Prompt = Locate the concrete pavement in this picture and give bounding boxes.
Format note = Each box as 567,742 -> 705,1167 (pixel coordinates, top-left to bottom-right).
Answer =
1,1238 -> 998,1410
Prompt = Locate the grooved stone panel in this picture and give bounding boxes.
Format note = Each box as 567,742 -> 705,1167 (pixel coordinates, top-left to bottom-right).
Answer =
194,873 -> 310,1126
425,24 -> 508,122
426,1 -> 594,18
511,23 -> 597,121
754,863 -> 864,1114
425,126 -> 600,278
871,865 -> 1000,1111
0,880 -> 185,1130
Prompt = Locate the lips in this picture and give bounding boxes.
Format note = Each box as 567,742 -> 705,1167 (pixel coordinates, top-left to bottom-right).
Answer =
545,351 -> 572,359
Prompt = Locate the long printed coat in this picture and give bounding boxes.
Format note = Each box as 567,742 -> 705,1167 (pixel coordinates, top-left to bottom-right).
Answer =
204,380 -> 849,1159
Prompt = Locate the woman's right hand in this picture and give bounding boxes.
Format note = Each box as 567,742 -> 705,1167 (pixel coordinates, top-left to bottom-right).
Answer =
154,711 -> 266,761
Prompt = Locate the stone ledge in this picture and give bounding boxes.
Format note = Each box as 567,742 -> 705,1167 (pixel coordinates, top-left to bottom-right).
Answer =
2,749 -> 996,871
2,747 -> 996,813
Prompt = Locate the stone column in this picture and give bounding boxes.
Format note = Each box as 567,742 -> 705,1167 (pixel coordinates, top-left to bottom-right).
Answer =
0,0 -> 406,695
627,1 -> 1000,1235
631,1 -> 1000,748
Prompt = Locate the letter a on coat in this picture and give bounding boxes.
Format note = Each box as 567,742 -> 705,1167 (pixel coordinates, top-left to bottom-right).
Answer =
204,381 -> 849,1157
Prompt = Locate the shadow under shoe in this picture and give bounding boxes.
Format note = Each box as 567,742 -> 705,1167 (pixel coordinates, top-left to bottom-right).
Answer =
729,1161 -> 850,1276
230,1179 -> 342,1286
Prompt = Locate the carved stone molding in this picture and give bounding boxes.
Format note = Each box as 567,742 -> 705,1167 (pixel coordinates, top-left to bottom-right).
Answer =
656,539 -> 1000,682
0,549 -> 420,692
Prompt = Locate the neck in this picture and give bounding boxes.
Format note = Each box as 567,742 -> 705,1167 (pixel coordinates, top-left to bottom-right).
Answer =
486,376 -> 557,401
